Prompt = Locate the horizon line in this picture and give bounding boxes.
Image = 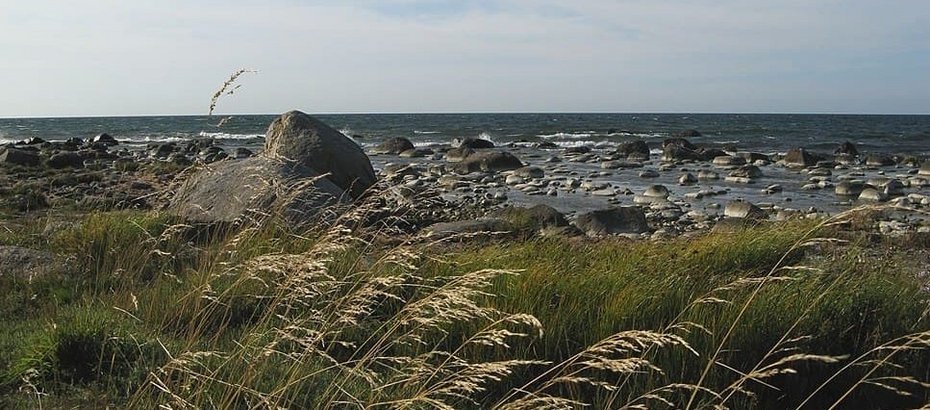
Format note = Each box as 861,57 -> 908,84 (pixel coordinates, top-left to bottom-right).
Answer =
2,110 -> 930,120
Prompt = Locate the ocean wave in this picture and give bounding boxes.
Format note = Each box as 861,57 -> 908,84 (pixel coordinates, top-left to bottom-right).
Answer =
413,130 -> 441,135
198,131 -> 265,140
538,132 -> 594,139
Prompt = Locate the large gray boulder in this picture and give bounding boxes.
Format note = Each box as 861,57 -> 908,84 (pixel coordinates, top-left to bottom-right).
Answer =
170,156 -> 346,224
264,110 -> 376,198
574,207 -> 649,236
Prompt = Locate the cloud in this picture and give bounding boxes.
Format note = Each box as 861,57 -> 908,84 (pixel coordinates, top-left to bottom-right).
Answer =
0,0 -> 928,115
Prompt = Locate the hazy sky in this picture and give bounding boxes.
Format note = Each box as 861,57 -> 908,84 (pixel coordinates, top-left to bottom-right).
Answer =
2,0 -> 929,116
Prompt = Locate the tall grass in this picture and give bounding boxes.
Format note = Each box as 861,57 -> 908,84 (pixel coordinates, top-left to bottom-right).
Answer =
1,202 -> 929,408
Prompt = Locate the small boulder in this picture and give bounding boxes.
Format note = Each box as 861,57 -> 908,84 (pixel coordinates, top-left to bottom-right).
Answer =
835,141 -> 859,156
643,184 -> 670,199
373,137 -> 416,155
47,152 -> 85,169
93,133 -> 119,146
453,151 -> 523,174
835,181 -> 865,197
865,154 -> 895,167
444,147 -> 475,162
493,204 -> 569,231
724,201 -> 766,219
454,137 -> 495,149
513,166 -> 545,179
0,148 -> 40,167
574,207 -> 650,236
713,156 -> 747,167
783,148 -> 819,168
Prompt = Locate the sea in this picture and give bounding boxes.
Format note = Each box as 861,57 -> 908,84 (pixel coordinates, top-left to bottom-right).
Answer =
1,113 -> 929,156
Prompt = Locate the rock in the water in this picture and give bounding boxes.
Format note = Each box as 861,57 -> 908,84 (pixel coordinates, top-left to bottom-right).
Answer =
444,146 -> 474,163
454,137 -> 495,149
0,148 -> 40,167
783,148 -> 819,168
264,110 -> 376,198
373,137 -> 415,155
724,201 -> 766,219
865,154 -> 895,167
858,188 -> 888,202
493,204 -> 569,231
643,184 -> 670,199
713,156 -> 747,167
399,148 -> 433,158
616,140 -> 650,159
835,180 -> 865,197
453,151 -> 523,174
729,165 -> 763,179
679,173 -> 698,185
835,141 -> 859,156
169,156 -> 346,224
920,162 -> 930,177
513,166 -> 545,179
575,207 -> 649,236
47,152 -> 84,169
93,133 -> 119,146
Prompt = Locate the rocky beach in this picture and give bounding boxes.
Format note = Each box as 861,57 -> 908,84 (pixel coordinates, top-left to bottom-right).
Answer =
3,111 -> 930,409
2,112 -> 929,239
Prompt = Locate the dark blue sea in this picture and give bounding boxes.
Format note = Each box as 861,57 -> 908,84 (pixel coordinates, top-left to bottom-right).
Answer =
2,113 -> 929,155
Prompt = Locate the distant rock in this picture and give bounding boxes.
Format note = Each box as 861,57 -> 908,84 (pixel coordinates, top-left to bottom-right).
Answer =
453,150 -> 523,174
47,152 -> 84,169
835,141 -> 859,156
724,201 -> 766,219
93,133 -> 119,146
616,140 -> 650,159
574,207 -> 649,236
783,148 -> 820,168
454,137 -> 495,149
264,110 -> 376,198
373,137 -> 415,155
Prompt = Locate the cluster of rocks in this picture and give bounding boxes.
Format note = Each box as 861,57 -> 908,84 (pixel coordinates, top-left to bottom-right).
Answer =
7,112 -> 930,241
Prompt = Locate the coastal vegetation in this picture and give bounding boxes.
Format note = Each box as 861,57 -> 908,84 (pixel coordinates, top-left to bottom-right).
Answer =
1,204 -> 928,408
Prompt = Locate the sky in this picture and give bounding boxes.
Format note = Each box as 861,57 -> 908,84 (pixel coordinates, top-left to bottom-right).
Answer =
1,0 -> 929,116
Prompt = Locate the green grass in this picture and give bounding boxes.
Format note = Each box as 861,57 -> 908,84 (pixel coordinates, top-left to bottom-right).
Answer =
0,210 -> 928,408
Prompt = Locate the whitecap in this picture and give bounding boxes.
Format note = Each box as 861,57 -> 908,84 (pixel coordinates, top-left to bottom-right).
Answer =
413,130 -> 441,135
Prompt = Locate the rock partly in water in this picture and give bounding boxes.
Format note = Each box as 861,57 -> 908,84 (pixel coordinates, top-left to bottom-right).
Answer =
493,204 -> 569,231
264,110 -> 377,198
453,151 -> 523,174
574,207 -> 650,236
373,137 -> 416,155
783,148 -> 820,168
454,137 -> 495,149
835,141 -> 859,156
724,201 -> 766,219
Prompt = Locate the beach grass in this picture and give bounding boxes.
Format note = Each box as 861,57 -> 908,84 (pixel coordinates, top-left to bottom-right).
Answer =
0,209 -> 928,408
